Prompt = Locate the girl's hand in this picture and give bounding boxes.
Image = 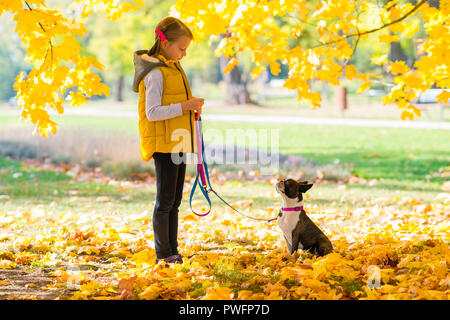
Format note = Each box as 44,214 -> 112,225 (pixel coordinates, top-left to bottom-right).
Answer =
181,98 -> 204,115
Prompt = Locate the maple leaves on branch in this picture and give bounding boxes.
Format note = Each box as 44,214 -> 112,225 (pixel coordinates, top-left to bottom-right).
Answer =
1,0 -> 144,137
2,0 -> 450,136
309,0 -> 428,49
173,0 -> 449,120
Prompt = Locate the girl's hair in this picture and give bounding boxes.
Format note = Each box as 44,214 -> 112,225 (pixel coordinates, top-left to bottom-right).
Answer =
148,16 -> 194,57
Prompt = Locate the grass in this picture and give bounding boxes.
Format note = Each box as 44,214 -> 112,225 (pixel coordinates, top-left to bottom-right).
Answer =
0,157 -> 70,185
0,157 -> 151,213
1,153 -> 447,300
1,112 -> 448,183
0,154 -> 445,299
0,105 -> 448,219
0,155 -> 446,219
203,121 -> 449,184
188,81 -> 449,121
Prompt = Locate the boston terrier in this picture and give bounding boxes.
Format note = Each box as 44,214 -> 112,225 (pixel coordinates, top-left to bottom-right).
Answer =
276,179 -> 333,257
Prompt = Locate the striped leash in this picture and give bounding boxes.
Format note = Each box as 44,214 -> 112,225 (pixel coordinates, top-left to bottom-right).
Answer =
189,113 -> 278,223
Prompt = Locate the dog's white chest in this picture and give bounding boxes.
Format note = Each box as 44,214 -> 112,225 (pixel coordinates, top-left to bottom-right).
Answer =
278,213 -> 303,250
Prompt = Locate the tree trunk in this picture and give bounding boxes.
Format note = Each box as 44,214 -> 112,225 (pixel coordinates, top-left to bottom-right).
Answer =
387,0 -> 413,65
389,37 -> 408,64
428,0 -> 440,8
116,75 -> 124,102
219,55 -> 256,106
334,86 -> 347,117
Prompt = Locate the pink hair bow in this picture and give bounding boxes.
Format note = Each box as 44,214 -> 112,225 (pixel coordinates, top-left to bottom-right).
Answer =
155,29 -> 167,42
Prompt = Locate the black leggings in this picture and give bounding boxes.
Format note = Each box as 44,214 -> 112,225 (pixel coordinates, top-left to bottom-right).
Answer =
152,152 -> 187,259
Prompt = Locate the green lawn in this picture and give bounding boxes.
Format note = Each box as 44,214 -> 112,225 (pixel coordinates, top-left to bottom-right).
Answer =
202,121 -> 449,183
0,154 -> 445,223
1,112 -> 448,219
1,113 -> 448,184
0,111 -> 447,241
0,156 -> 156,227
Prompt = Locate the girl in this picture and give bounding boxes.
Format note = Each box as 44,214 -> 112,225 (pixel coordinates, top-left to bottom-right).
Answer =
132,16 -> 204,265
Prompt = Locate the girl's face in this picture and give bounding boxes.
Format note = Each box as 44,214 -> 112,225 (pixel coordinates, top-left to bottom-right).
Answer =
161,35 -> 191,62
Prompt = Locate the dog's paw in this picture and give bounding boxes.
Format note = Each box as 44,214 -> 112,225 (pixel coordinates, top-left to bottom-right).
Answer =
315,241 -> 333,257
316,246 -> 332,257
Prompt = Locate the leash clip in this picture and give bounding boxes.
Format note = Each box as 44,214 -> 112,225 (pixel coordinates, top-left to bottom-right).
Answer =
204,187 -> 212,194
200,183 -> 212,194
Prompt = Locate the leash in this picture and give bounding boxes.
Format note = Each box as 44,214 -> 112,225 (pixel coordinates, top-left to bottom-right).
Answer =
189,113 -> 278,223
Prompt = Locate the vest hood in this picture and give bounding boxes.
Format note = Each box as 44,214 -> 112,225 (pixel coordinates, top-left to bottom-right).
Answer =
132,50 -> 167,93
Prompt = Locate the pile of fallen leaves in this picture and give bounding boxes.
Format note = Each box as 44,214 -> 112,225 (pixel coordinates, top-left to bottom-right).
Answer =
0,186 -> 448,300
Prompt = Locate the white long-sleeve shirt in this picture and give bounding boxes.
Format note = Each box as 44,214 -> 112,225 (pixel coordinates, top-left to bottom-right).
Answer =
144,68 -> 183,121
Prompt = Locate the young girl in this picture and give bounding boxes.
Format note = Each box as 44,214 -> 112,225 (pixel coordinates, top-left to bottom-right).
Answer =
132,16 -> 204,264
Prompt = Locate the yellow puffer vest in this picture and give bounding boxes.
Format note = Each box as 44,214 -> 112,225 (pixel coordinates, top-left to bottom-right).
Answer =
134,52 -> 197,161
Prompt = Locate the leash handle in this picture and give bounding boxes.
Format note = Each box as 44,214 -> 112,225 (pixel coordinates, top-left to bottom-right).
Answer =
189,170 -> 211,216
190,116 -> 213,217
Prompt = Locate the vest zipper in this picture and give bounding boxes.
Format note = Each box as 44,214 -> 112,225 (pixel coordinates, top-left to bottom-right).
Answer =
175,63 -> 194,153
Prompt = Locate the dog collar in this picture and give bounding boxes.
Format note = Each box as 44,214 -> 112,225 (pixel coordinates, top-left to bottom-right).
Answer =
281,206 -> 303,212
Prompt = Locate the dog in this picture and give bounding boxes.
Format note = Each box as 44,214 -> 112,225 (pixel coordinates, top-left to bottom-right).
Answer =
276,179 -> 333,256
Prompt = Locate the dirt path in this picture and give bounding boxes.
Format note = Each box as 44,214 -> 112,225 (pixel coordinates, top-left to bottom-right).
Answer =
0,267 -> 72,300
1,106 -> 449,130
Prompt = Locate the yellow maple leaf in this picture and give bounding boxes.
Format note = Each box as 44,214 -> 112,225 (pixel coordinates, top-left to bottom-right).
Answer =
139,284 -> 162,300
307,92 -> 322,108
436,90 -> 450,103
77,246 -> 100,255
401,110 -> 414,120
131,249 -> 155,268
223,57 -> 239,74
345,65 -> 358,80
0,260 -> 16,269
265,291 -> 283,300
173,278 -> 192,293
79,280 -> 102,296
409,105 -> 422,117
269,61 -> 281,76
371,54 -> 388,66
250,65 -> 267,79
203,286 -> 233,300
378,34 -> 400,43
388,61 -> 409,75
237,290 -> 254,300
317,20 -> 327,37
357,81 -> 372,93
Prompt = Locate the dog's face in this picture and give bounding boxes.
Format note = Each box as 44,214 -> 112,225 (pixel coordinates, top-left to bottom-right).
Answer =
276,179 -> 312,203
276,179 -> 313,254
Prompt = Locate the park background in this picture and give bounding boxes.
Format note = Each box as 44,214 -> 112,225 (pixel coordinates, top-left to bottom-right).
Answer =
0,0 -> 448,300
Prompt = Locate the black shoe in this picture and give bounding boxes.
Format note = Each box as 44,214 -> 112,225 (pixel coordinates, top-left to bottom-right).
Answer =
174,254 -> 183,264
155,255 -> 182,266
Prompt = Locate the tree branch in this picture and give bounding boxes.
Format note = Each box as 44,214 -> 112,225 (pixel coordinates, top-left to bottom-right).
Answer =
24,1 -> 54,72
310,0 -> 428,49
25,1 -> 48,33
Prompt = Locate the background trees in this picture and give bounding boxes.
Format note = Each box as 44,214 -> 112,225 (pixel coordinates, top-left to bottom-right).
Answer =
0,0 -> 449,136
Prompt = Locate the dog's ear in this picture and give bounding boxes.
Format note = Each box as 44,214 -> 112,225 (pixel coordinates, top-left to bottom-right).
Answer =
297,183 -> 313,193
